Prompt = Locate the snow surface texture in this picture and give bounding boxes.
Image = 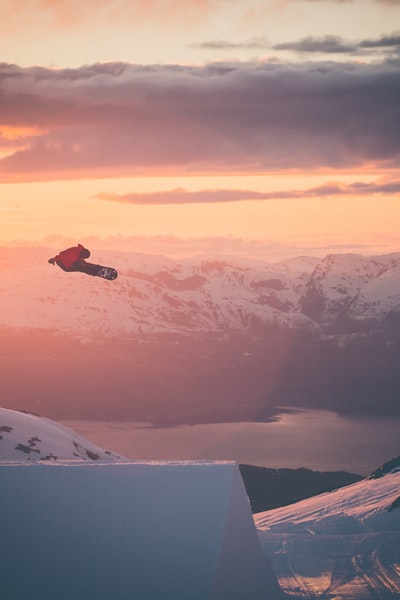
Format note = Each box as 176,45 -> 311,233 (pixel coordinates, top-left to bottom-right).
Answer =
0,460 -> 283,600
0,408 -> 282,599
0,407 -> 123,461
3,247 -> 400,336
1,409 -> 399,599
255,467 -> 400,599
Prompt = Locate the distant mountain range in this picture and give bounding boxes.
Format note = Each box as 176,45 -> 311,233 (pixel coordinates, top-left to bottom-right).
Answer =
1,247 -> 400,422
239,464 -> 362,513
1,247 -> 400,337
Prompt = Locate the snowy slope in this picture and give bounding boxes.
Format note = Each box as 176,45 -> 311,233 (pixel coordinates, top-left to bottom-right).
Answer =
0,407 -> 123,461
0,407 -> 284,599
0,246 -> 317,336
1,246 -> 400,337
255,463 -> 400,599
2,407 -> 399,599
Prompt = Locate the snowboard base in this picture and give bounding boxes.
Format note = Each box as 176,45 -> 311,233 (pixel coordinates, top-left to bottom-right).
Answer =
93,265 -> 118,280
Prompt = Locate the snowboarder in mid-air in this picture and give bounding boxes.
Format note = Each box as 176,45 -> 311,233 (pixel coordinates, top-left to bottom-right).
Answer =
48,244 -> 118,280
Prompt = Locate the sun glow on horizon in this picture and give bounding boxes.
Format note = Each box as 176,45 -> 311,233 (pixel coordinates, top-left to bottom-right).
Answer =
0,0 -> 399,260
1,168 -> 399,260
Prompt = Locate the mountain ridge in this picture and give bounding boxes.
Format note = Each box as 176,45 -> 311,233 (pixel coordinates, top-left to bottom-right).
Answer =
1,247 -> 400,339
2,247 -> 400,423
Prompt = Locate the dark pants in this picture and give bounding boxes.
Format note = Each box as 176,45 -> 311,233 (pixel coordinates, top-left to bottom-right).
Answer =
56,260 -> 99,276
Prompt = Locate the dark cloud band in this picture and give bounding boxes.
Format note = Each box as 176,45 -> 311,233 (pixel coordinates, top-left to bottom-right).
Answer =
0,59 -> 399,180
196,32 -> 400,55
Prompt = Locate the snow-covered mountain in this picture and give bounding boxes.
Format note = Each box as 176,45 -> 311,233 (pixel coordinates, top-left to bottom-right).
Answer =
301,253 -> 400,331
255,457 -> 400,599
0,407 -> 123,461
1,246 -> 400,338
2,247 -> 400,422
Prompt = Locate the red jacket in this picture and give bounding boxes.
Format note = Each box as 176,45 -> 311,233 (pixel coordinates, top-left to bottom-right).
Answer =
53,244 -> 85,268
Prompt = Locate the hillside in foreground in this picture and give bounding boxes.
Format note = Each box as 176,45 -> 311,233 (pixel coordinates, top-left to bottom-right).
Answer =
255,458 -> 400,599
1,408 -> 398,599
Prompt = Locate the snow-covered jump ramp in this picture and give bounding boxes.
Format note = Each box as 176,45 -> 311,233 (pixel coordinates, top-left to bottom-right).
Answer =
0,460 -> 282,600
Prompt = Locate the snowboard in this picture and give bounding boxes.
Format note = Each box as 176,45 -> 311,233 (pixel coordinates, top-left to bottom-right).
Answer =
92,265 -> 118,280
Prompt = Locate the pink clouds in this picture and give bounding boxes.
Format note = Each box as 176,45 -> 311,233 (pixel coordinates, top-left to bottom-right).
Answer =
0,60 -> 399,182
95,179 -> 400,204
6,232 -> 397,261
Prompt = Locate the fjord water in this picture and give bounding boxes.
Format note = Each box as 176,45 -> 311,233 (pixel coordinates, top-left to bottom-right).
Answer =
63,409 -> 400,476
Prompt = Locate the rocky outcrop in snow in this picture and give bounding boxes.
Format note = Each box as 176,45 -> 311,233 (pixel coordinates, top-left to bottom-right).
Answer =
300,252 -> 400,333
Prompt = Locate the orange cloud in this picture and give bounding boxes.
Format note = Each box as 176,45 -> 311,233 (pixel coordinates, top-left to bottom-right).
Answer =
0,125 -> 47,160
0,125 -> 45,140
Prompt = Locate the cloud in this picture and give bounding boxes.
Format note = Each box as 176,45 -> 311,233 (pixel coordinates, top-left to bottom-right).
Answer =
195,32 -> 400,56
273,35 -> 358,54
96,188 -> 280,204
9,232 -> 398,262
273,33 -> 400,55
0,60 -> 399,181
360,33 -> 400,49
96,180 -> 400,204
194,36 -> 270,50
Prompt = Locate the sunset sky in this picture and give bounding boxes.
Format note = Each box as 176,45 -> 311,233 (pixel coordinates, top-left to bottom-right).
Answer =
1,0 -> 399,259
